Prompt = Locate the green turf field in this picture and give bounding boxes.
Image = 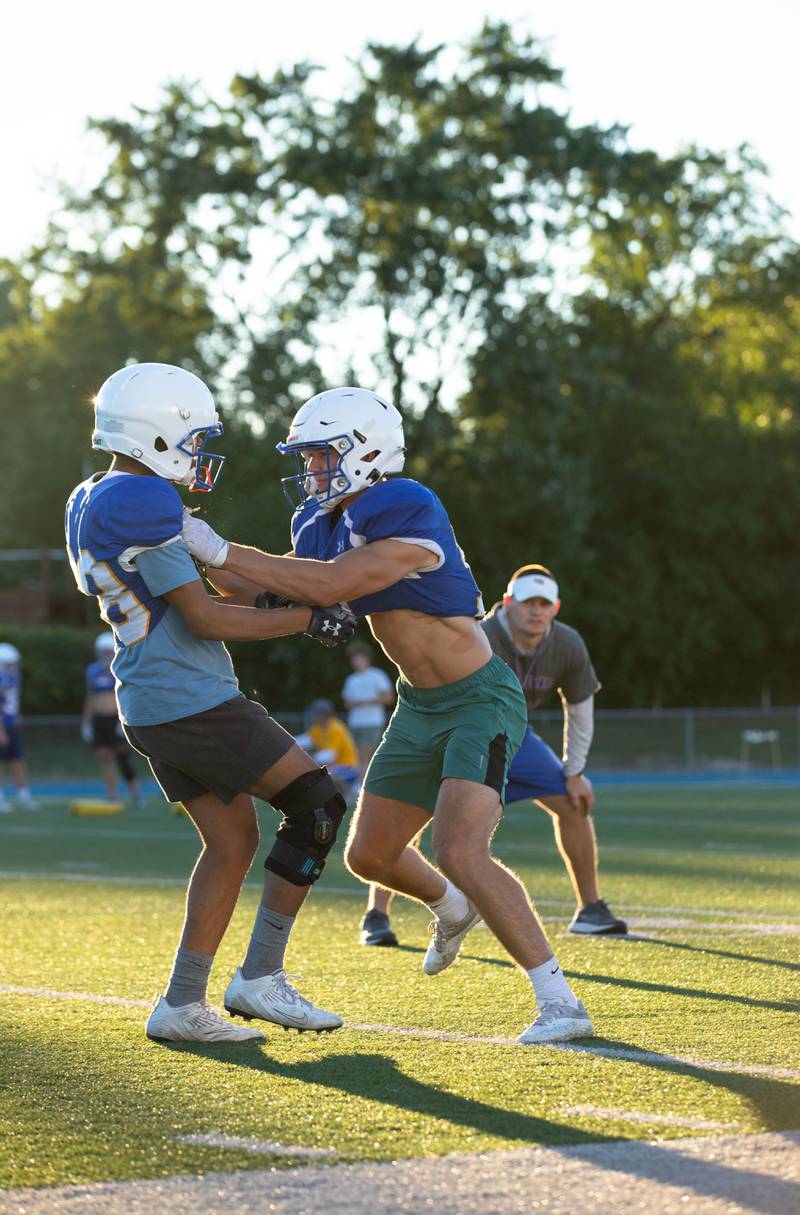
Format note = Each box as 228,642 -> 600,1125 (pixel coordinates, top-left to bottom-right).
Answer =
0,785 -> 798,1189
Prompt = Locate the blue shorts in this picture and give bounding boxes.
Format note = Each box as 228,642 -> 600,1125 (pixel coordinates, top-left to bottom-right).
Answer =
330,763 -> 360,789
504,726 -> 567,803
0,722 -> 23,761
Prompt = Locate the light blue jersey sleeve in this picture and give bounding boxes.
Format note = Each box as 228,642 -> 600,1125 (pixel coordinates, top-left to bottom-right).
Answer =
134,540 -> 200,598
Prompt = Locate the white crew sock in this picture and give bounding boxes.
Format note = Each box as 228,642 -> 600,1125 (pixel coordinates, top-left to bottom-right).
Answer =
427,879 -> 470,925
526,957 -> 578,1007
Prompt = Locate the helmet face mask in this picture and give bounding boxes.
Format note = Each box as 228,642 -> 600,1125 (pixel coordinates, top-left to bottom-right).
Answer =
277,387 -> 404,510
92,363 -> 226,491
176,425 -> 226,492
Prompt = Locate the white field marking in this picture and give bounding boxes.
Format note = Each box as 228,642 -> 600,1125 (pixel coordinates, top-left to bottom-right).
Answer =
176,1133 -> 336,1159
561,1105 -> 742,1131
500,840 -> 786,859
2,1132 -> 799,1215
503,809 -> 795,832
1,869 -> 797,923
4,984 -> 795,1080
613,918 -> 800,935
0,984 -> 150,1008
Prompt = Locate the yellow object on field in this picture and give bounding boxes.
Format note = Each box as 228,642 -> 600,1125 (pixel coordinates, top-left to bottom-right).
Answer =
70,799 -> 124,817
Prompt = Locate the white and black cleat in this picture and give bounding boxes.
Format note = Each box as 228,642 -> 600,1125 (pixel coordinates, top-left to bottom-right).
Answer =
146,995 -> 266,1044
422,903 -> 482,976
224,967 -> 342,1033
517,998 -> 594,1045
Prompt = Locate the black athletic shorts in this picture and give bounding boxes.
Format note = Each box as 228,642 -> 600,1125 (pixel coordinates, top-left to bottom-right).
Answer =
91,714 -> 123,749
122,695 -> 295,806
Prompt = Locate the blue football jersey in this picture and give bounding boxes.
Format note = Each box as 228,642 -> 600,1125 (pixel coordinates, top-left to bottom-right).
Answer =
86,660 -> 116,694
65,471 -> 238,725
0,669 -> 20,723
291,478 -> 484,619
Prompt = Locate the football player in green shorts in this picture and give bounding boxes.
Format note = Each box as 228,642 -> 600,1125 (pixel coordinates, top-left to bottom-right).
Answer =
183,387 -> 594,1044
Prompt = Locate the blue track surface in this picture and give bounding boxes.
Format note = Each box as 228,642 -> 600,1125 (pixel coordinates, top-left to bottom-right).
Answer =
7,770 -> 800,798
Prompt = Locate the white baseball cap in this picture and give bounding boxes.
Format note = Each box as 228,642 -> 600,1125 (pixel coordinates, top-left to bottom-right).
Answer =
505,572 -> 559,604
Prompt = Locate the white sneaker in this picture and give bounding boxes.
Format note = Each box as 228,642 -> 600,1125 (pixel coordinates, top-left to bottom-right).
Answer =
146,995 -> 266,1043
517,998 -> 594,1045
422,903 -> 482,975
15,793 -> 38,811
224,967 -> 343,1032
0,797 -> 11,814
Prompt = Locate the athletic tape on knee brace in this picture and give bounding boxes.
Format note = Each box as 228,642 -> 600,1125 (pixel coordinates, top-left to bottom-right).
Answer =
264,767 -> 347,886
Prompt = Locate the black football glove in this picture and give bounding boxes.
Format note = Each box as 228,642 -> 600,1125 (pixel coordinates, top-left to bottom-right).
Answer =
254,590 -> 297,610
305,604 -> 358,648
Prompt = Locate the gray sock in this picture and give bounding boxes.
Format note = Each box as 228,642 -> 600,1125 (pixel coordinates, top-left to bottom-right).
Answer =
241,906 -> 296,980
164,946 -> 214,1008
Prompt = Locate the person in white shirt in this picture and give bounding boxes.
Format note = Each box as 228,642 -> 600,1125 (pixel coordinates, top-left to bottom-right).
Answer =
341,643 -> 395,773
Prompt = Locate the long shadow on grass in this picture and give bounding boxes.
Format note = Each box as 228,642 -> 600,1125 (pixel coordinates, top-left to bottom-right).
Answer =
569,971 -> 800,1014
620,936 -> 800,973
583,1036 -> 800,1134
164,1045 -> 616,1148
167,1044 -> 799,1212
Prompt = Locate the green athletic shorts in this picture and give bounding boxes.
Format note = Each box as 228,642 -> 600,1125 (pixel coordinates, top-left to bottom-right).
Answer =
363,654 -> 527,814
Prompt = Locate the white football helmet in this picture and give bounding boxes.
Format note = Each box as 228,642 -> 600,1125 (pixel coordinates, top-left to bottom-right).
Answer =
94,632 -> 116,655
92,363 -> 225,491
277,386 -> 405,509
0,643 -> 20,666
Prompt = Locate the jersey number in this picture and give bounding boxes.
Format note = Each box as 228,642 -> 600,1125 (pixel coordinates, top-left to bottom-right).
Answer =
78,551 -> 151,646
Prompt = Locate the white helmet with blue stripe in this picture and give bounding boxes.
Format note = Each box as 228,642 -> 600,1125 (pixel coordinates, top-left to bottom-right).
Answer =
92,363 -> 225,492
277,386 -> 405,509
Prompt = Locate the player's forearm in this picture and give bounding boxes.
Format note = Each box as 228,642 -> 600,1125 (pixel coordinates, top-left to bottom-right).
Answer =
190,600 -> 312,641
562,695 -> 594,776
222,544 -> 349,606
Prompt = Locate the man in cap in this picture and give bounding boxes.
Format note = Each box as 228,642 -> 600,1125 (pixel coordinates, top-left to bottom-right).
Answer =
482,564 -> 626,935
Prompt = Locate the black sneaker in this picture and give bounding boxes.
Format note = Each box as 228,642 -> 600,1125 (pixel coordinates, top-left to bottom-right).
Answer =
569,899 -> 627,935
359,910 -> 399,947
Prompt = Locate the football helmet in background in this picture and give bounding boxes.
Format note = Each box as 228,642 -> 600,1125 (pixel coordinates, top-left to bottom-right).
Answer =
94,632 -> 116,655
0,643 -> 20,666
92,363 -> 225,491
277,386 -> 405,509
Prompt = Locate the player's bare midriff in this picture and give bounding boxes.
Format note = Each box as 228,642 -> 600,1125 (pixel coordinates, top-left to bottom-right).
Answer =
366,608 -> 492,688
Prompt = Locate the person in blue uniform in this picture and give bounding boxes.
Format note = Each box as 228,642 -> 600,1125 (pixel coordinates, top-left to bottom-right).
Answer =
65,362 -> 356,1045
0,643 -> 37,812
82,632 -> 143,805
182,386 -> 594,1046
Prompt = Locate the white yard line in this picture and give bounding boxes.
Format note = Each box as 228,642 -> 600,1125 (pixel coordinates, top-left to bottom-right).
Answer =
1,985 -> 797,1079
1,1132 -> 797,1215
2,870 -> 799,925
175,1134 -> 336,1159
561,1105 -> 741,1131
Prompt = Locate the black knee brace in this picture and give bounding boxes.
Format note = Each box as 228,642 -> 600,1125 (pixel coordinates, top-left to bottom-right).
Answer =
265,768 -> 347,887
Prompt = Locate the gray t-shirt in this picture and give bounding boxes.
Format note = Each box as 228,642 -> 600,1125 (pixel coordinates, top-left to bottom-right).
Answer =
481,602 -> 599,724
116,542 -> 239,726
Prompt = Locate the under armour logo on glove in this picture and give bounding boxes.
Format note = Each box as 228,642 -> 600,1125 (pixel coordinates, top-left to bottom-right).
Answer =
305,604 -> 357,647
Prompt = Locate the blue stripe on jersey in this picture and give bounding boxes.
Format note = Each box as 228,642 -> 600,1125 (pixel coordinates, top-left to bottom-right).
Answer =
65,471 -> 239,725
86,661 -> 115,693
291,478 -> 484,619
65,473 -> 181,645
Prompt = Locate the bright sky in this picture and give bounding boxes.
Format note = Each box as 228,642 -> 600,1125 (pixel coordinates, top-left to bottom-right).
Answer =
3,0 -> 797,259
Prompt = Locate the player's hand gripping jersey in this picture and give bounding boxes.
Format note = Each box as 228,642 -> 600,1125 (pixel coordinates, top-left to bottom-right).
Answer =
65,472 -> 238,726
292,478 -> 484,618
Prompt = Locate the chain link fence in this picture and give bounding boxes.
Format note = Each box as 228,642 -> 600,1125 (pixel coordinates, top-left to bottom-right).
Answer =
10,706 -> 800,784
